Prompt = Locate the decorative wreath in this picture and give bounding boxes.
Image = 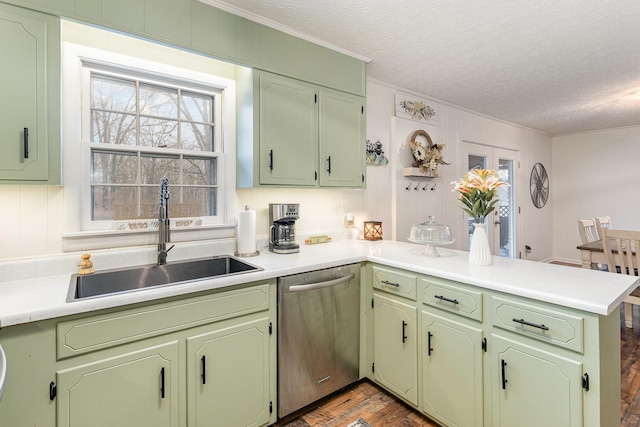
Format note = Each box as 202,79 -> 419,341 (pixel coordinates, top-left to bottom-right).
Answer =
408,130 -> 449,176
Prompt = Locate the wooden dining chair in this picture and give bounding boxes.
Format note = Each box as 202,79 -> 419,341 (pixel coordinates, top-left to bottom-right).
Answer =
577,219 -> 599,244
594,216 -> 612,241
601,228 -> 640,328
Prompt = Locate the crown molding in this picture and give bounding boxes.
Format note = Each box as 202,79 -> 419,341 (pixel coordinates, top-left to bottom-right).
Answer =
197,0 -> 372,63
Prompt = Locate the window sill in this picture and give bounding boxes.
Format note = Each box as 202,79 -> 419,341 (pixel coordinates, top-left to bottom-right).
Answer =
62,223 -> 236,252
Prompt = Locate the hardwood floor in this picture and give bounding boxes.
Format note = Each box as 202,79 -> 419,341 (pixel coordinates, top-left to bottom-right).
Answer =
621,305 -> 640,427
274,380 -> 437,427
276,305 -> 640,427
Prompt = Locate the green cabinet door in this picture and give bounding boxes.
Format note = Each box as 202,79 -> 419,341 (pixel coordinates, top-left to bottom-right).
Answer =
422,311 -> 484,427
373,292 -> 418,405
0,3 -> 60,183
319,88 -> 365,187
257,72 -> 318,186
187,316 -> 271,427
56,341 -> 180,427
492,334 -> 583,427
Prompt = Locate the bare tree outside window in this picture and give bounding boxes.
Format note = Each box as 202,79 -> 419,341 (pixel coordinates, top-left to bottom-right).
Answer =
89,73 -> 218,221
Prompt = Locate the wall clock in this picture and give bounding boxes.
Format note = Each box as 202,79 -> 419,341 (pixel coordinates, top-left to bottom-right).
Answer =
530,163 -> 549,208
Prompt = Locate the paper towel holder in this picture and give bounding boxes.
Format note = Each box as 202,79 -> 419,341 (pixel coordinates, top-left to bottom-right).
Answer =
235,205 -> 260,257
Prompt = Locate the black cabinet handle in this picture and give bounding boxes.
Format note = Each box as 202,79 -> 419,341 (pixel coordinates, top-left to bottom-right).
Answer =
427,331 -> 433,356
582,373 -> 590,391
434,295 -> 459,305
160,367 -> 166,398
269,149 -> 273,171
512,318 -> 549,331
201,355 -> 206,385
501,359 -> 508,390
402,321 -> 407,343
381,280 -> 400,288
326,156 -> 331,174
23,127 -> 29,159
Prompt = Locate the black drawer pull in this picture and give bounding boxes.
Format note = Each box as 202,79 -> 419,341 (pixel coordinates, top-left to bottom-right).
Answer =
512,318 -> 549,331
427,331 -> 433,356
326,156 -> 331,174
434,295 -> 459,305
381,280 -> 400,288
24,127 -> 29,159
402,321 -> 407,343
268,149 -> 274,171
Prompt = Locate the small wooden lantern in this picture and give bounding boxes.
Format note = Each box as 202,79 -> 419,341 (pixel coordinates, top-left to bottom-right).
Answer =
364,221 -> 383,241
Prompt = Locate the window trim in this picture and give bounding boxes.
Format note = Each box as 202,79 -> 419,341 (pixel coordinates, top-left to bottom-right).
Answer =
62,42 -> 238,251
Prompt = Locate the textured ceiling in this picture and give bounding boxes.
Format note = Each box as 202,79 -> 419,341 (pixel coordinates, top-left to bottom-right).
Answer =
206,0 -> 640,135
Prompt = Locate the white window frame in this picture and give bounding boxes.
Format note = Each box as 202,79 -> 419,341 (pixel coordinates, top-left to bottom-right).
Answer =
81,63 -> 224,230
62,42 -> 238,251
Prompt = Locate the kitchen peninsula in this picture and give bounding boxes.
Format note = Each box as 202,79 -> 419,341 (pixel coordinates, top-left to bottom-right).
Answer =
0,239 -> 636,427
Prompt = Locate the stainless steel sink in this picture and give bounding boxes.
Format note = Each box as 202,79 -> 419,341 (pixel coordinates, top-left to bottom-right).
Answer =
67,256 -> 262,301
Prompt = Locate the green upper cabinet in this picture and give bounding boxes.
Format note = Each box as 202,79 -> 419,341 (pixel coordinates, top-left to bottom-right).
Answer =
242,70 -> 365,188
0,3 -> 60,183
318,88 -> 365,187
257,71 -> 318,186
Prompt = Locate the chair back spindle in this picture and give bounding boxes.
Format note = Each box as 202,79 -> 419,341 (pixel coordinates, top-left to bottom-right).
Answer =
601,228 -> 640,328
578,219 -> 599,244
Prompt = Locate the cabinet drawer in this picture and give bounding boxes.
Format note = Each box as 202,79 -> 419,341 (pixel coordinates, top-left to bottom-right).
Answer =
491,296 -> 584,353
57,283 -> 271,359
372,266 -> 417,301
422,277 -> 483,322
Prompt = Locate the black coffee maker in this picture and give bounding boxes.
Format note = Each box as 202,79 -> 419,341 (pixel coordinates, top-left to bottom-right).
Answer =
269,203 -> 300,254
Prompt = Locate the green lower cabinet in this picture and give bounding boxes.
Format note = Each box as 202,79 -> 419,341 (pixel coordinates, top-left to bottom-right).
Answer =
56,341 -> 180,427
187,316 -> 272,427
373,292 -> 418,405
492,334 -> 583,427
422,311 -> 484,427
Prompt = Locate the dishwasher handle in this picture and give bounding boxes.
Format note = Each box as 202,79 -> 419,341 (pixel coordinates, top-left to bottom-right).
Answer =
287,273 -> 356,292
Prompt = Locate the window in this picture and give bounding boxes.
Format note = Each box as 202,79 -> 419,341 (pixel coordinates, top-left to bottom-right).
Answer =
62,36 -> 239,249
85,69 -> 221,226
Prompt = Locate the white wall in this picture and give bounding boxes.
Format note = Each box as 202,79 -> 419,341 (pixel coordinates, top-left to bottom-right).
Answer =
366,79 -> 554,261
552,126 -> 640,263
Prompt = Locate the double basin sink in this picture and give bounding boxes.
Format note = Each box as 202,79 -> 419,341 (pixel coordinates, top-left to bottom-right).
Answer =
67,256 -> 261,301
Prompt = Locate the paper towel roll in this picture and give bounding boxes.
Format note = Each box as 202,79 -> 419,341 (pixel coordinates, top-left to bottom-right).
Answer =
237,208 -> 257,256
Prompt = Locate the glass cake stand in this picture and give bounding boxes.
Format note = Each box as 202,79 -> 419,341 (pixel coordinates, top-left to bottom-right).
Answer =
407,237 -> 456,257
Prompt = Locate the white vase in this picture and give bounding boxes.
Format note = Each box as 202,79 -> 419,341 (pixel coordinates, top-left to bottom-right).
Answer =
469,223 -> 492,266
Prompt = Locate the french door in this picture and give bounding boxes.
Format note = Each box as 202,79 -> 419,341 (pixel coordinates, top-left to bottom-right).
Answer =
462,142 -> 517,258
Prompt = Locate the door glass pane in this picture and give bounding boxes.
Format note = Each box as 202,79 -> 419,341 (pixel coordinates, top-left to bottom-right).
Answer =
498,158 -> 515,257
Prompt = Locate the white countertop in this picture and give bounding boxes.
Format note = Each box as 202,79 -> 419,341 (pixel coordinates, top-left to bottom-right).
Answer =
0,239 -> 637,327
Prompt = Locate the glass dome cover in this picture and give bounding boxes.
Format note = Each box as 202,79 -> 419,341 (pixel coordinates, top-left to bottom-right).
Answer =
409,215 -> 453,243
408,216 -> 455,257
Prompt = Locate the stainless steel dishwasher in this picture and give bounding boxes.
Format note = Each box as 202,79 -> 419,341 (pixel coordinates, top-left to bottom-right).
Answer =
278,264 -> 360,418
